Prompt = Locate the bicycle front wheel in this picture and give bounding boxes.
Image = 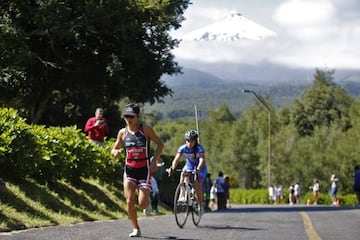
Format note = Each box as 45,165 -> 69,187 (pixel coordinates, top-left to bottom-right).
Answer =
192,197 -> 202,226
174,183 -> 189,228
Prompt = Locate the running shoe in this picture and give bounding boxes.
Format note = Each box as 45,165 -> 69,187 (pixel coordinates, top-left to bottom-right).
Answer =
129,229 -> 141,237
198,206 -> 204,217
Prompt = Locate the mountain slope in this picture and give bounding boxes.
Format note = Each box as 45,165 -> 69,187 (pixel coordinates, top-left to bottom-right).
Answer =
147,68 -> 360,120
162,68 -> 224,88
147,68 -> 306,119
183,11 -> 276,42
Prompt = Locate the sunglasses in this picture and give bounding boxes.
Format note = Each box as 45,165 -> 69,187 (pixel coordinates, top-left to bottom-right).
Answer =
124,115 -> 135,119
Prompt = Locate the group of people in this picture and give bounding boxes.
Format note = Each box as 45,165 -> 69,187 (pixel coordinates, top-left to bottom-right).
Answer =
328,169 -> 360,206
288,183 -> 301,205
308,174 -> 337,206
268,185 -> 283,204
202,171 -> 231,211
84,104 -> 360,238
274,169 -> 360,206
86,103 -> 208,237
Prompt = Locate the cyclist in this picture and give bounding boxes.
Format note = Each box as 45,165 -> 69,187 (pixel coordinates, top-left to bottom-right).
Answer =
168,130 -> 207,215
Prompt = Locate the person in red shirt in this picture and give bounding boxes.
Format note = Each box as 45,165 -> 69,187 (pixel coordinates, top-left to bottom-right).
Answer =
84,108 -> 109,145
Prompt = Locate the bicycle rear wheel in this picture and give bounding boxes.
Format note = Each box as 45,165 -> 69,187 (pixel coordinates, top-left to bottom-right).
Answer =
192,197 -> 202,226
174,183 -> 189,228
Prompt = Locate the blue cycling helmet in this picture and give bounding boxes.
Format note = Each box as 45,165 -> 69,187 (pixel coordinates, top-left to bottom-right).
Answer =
184,130 -> 198,140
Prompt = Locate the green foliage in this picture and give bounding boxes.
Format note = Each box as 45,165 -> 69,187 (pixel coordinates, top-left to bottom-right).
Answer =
230,188 -> 270,204
152,69 -> 359,194
230,188 -> 357,206
208,102 -> 235,122
290,69 -> 353,136
301,192 -> 358,206
0,178 -> 129,231
2,66 -> 360,231
1,67 -> 360,207
0,108 -> 124,184
153,120 -> 195,154
0,108 -> 41,178
228,118 -> 261,188
0,0 -> 190,126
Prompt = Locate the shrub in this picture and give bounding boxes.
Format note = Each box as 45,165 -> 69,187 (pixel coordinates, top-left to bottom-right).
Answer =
0,108 -> 41,179
230,188 -> 269,204
230,188 -> 358,206
0,108 -> 125,184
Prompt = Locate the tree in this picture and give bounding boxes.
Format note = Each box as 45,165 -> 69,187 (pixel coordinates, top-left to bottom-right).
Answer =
208,102 -> 235,122
290,69 -> 353,136
0,0 -> 190,126
226,118 -> 260,188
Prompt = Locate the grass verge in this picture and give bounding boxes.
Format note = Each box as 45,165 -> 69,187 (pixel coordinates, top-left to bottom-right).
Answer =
0,177 -> 169,232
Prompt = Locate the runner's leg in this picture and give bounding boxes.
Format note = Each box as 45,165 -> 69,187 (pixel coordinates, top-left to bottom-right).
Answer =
124,181 -> 140,230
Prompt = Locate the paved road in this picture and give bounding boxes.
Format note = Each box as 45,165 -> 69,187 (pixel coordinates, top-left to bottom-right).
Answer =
1,205 -> 359,240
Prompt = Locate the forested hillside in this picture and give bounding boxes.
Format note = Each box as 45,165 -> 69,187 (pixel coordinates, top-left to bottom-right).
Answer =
145,68 -> 360,120
149,69 -> 360,196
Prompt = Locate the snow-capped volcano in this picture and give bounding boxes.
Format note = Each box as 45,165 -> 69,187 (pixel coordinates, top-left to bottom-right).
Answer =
183,11 -> 276,41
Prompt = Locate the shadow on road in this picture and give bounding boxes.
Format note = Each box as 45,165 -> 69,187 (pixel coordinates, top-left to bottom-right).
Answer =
142,236 -> 197,240
199,224 -> 263,231
210,204 -> 359,213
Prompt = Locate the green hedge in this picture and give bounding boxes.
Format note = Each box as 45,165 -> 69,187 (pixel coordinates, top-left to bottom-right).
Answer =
230,188 -> 358,206
230,189 -> 270,204
301,192 -> 358,206
0,108 -> 124,184
0,108 -> 40,178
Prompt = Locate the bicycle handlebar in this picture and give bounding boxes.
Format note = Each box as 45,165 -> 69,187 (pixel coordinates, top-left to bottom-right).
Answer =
167,169 -> 199,182
166,168 -> 198,176
176,169 -> 197,173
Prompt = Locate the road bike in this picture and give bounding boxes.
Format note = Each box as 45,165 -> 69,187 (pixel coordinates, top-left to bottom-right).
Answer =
173,169 -> 202,228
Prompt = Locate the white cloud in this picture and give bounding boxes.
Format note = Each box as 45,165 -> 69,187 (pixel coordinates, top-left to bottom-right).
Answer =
273,0 -> 336,27
171,0 -> 360,71
174,40 -> 273,64
270,0 -> 360,69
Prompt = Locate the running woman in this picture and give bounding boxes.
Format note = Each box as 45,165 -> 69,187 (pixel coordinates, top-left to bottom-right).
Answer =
111,103 -> 164,237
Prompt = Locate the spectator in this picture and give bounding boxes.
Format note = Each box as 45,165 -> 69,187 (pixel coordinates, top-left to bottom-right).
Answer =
268,185 -> 276,204
215,171 -> 226,210
289,185 -> 295,205
330,174 -> 338,206
294,182 -> 301,204
150,176 -> 160,214
202,173 -> 213,211
84,108 -> 109,145
353,165 -> 360,206
276,185 -> 283,204
223,175 -> 231,208
209,183 -> 217,211
312,179 -> 320,205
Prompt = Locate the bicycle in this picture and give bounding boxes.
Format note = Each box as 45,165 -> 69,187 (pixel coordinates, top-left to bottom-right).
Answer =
172,169 -> 202,228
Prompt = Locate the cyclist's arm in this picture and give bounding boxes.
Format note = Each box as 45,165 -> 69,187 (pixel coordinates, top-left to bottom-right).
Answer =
170,152 -> 182,170
197,156 -> 205,171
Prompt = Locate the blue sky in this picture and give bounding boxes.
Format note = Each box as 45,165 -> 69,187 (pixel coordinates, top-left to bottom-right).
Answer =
171,0 -> 360,70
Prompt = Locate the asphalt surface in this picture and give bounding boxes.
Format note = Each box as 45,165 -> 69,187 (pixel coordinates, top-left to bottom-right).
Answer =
1,204 -> 359,240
